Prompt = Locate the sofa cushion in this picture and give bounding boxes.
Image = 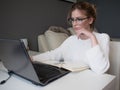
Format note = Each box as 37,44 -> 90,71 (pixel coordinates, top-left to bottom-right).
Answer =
38,35 -> 49,52
45,30 -> 69,50
49,26 -> 71,36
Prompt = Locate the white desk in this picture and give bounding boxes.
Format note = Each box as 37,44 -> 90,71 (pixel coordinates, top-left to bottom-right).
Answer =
0,62 -> 115,90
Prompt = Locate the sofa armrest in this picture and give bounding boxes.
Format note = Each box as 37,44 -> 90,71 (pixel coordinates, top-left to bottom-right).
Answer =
108,41 -> 120,90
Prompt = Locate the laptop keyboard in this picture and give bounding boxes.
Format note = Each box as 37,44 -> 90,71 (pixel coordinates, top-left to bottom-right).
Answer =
33,63 -> 70,84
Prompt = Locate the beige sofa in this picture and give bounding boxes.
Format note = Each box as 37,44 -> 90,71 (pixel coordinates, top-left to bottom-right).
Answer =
29,26 -> 120,90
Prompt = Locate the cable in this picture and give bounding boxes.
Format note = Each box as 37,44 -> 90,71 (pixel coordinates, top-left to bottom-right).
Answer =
0,71 -> 13,85
0,60 -> 13,85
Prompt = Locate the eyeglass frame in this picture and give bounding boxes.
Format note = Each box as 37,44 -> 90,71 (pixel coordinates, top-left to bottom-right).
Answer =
67,17 -> 89,25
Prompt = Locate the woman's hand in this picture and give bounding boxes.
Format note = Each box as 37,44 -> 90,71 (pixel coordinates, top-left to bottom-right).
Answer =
76,28 -> 98,47
75,28 -> 93,39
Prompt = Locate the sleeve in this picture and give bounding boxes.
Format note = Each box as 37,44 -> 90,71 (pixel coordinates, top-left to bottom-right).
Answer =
86,33 -> 110,74
32,47 -> 62,62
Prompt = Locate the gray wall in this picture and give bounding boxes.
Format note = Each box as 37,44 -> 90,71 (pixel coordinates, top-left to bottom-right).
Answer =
87,0 -> 120,39
0,0 -> 72,51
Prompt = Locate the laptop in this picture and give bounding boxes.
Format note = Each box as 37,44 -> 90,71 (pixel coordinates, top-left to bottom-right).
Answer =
0,39 -> 70,86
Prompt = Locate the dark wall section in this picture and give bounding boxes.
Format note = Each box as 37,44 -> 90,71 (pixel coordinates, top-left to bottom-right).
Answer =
0,0 -> 72,51
87,0 -> 120,39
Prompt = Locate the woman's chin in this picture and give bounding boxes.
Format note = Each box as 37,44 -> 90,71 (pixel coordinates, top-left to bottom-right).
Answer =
74,27 -> 82,31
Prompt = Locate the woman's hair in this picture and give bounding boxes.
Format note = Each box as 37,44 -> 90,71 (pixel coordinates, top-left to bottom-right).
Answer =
67,1 -> 96,29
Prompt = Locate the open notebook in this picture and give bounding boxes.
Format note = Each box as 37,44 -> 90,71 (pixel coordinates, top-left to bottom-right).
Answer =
37,60 -> 89,72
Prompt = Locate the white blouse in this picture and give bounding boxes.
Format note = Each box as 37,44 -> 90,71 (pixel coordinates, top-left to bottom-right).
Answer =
33,32 -> 110,74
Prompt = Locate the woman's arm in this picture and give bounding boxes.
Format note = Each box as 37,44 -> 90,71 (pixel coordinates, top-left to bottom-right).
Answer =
32,47 -> 62,62
86,33 -> 110,74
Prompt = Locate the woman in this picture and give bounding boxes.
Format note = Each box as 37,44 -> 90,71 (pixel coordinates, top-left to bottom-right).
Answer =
32,1 -> 110,74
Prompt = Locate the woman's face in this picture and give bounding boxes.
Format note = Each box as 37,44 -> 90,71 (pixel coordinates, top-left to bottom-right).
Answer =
71,9 -> 93,31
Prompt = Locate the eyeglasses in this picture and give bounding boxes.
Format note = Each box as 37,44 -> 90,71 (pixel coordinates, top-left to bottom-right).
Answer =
68,17 -> 89,25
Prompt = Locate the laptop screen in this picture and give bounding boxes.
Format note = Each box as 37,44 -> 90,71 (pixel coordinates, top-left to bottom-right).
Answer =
0,39 -> 40,84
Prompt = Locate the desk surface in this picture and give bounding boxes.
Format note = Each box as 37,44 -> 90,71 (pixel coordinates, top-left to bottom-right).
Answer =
0,62 -> 115,90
